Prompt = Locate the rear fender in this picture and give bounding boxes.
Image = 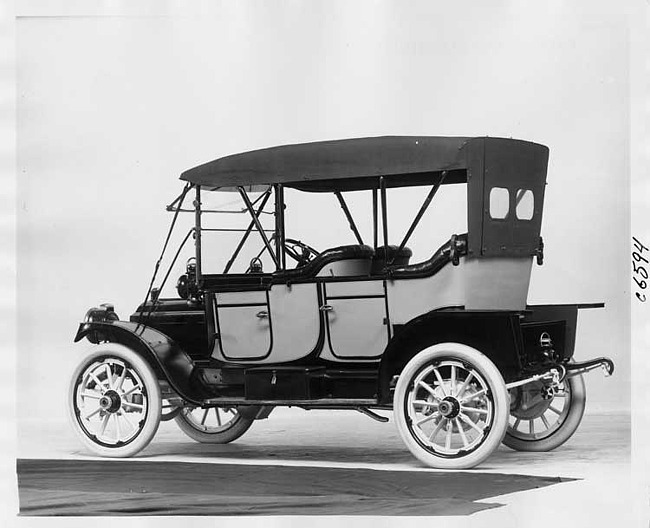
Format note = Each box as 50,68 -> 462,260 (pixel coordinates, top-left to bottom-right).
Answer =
520,303 -> 603,365
378,310 -> 523,404
74,320 -> 204,405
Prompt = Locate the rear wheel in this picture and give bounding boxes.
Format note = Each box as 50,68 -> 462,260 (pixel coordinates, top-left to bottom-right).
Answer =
68,344 -> 162,457
175,406 -> 254,444
503,374 -> 586,452
393,342 -> 509,469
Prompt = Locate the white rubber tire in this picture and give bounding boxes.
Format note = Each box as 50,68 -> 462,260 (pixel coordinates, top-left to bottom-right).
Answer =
394,342 -> 509,470
503,374 -> 586,452
68,344 -> 162,457
175,407 -> 254,444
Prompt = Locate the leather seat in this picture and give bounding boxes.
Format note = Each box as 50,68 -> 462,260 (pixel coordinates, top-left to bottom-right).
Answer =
371,245 -> 413,274
275,244 -> 375,281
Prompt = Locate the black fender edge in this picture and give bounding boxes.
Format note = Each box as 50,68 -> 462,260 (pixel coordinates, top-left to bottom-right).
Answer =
377,310 -> 523,404
74,320 -> 205,405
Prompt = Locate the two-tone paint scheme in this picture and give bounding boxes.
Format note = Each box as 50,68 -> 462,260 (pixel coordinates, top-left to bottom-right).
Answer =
70,136 -> 614,468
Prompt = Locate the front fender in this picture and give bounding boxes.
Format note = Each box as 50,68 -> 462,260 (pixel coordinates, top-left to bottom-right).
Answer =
74,320 -> 204,405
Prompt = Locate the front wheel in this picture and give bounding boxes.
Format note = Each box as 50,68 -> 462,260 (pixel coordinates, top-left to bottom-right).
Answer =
68,344 -> 162,457
393,343 -> 509,470
503,374 -> 586,452
175,406 -> 254,444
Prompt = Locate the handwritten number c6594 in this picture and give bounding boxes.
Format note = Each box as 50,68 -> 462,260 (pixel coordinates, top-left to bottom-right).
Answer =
633,237 -> 648,301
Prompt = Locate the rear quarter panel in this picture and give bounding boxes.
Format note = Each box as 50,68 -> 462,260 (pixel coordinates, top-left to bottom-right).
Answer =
387,256 -> 532,324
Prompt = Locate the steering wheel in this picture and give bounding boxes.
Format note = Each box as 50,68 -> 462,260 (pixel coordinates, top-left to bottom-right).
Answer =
284,238 -> 320,267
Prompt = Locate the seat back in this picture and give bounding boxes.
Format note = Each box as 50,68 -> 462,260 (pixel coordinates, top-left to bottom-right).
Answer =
275,245 -> 375,281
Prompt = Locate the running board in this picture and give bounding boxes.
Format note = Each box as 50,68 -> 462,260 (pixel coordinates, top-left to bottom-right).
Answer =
203,398 -> 378,407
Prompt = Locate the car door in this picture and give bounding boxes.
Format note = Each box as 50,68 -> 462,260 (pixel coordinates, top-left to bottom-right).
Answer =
265,282 -> 322,362
211,282 -> 323,363
213,290 -> 272,361
320,280 -> 389,360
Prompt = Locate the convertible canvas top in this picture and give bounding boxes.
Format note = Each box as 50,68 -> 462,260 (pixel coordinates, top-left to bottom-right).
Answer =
180,136 -> 548,192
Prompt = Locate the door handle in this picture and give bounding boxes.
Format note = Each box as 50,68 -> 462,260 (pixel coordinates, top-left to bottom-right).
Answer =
319,305 -> 333,312
256,310 -> 269,318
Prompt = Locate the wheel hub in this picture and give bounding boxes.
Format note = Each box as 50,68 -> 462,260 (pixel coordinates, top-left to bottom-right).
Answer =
540,385 -> 555,400
438,396 -> 461,419
99,390 -> 121,413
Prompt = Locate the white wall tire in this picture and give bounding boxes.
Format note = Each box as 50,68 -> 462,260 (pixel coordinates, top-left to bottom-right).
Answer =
68,344 -> 162,457
503,374 -> 586,452
394,343 -> 509,469
175,406 -> 254,444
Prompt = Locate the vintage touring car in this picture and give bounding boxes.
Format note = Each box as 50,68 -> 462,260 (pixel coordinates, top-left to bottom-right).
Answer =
68,136 -> 614,469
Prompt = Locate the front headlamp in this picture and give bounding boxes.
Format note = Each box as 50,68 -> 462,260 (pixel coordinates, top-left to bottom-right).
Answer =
83,303 -> 119,324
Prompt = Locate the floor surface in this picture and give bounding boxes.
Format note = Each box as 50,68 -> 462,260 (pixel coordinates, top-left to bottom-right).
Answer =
15,409 -> 633,525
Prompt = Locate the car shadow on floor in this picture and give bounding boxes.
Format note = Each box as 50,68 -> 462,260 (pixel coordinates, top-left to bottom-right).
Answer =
17,458 -> 574,516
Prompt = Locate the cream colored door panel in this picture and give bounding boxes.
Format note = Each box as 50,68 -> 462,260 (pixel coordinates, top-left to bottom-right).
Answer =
267,284 -> 320,362
321,281 -> 388,361
325,298 -> 388,359
213,291 -> 271,361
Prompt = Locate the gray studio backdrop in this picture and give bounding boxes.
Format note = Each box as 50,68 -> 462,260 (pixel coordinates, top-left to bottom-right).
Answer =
17,2 -> 630,429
